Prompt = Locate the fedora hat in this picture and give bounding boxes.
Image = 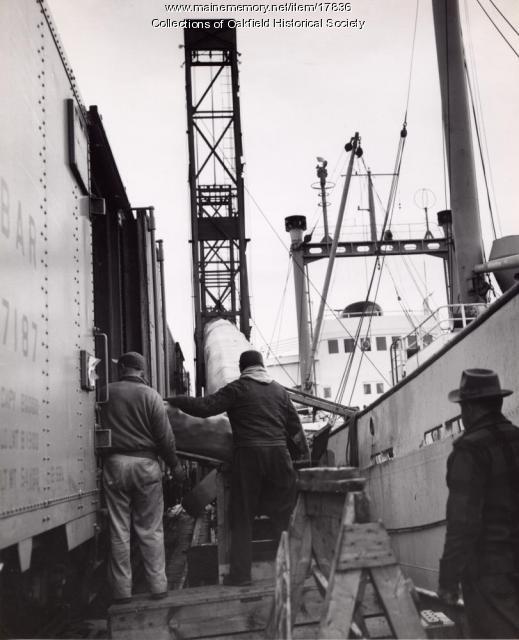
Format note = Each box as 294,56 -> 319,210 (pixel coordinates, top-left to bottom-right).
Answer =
448,368 -> 513,403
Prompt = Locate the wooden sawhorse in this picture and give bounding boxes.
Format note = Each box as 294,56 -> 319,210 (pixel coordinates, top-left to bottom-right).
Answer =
266,467 -> 426,639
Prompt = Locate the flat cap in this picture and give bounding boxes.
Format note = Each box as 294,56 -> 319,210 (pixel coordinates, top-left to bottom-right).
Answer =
118,351 -> 146,371
239,350 -> 264,371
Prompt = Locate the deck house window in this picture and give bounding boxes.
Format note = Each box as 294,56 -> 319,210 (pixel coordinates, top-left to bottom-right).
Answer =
423,425 -> 442,445
445,415 -> 463,435
323,386 -> 331,399
327,339 -> 339,354
361,337 -> 371,351
363,383 -> 372,395
371,447 -> 394,465
423,333 -> 434,347
344,338 -> 355,353
376,336 -> 387,351
376,382 -> 384,394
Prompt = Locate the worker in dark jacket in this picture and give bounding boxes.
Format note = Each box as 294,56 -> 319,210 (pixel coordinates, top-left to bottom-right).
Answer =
438,368 -> 519,638
168,349 -> 310,586
100,352 -> 184,603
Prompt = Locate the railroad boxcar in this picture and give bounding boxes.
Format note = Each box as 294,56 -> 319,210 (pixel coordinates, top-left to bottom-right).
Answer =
0,1 -> 183,633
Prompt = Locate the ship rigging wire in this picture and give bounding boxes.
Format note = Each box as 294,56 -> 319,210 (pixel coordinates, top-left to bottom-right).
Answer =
336,125 -> 409,408
466,69 -> 497,240
486,0 -> 519,36
268,259 -> 293,354
194,116 -> 400,397
475,0 -> 519,58
403,0 -> 420,121
193,78 -> 414,391
463,0 -> 506,239
250,316 -> 299,387
240,174 -> 394,388
193,77 -> 418,402
329,0 -> 421,407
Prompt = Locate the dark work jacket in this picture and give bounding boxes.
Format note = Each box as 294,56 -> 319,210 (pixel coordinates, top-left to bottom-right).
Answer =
100,375 -> 179,469
439,412 -> 519,589
170,377 -> 309,455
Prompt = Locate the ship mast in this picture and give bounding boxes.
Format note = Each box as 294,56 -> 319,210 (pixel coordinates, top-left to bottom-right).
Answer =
432,0 -> 487,304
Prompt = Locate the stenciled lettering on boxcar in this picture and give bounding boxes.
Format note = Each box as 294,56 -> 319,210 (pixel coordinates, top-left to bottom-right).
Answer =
0,467 -> 40,494
0,177 -> 37,268
1,298 -> 38,361
0,468 -> 17,493
19,467 -> 40,491
48,465 -> 64,484
0,386 -> 16,411
20,393 -> 39,415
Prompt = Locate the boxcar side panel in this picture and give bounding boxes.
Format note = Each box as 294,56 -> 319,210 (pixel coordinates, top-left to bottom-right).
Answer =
0,0 -> 98,552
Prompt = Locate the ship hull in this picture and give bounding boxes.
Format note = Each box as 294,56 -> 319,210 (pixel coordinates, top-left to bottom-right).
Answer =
328,283 -> 519,590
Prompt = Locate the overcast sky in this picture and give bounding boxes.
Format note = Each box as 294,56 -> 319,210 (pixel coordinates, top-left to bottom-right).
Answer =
47,0 -> 519,375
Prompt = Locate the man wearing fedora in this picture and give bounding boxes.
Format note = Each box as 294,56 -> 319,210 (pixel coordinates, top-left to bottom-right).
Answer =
168,349 -> 310,586
438,368 -> 519,638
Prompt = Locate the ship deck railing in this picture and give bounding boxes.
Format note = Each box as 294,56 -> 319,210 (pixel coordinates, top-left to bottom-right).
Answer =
390,303 -> 489,384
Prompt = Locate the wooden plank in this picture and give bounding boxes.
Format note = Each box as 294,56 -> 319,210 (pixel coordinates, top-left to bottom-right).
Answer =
297,467 -> 360,483
316,499 -> 360,640
202,623 -> 320,640
350,571 -> 371,638
311,564 -> 328,597
271,531 -> 292,640
288,495 -> 313,627
370,565 -> 426,639
305,493 -> 345,519
364,614 -> 393,638
337,523 -> 396,570
343,492 -> 356,526
265,495 -> 312,638
297,477 -> 365,494
110,585 -> 323,639
310,514 -> 341,579
110,581 -> 274,612
317,568 -> 361,639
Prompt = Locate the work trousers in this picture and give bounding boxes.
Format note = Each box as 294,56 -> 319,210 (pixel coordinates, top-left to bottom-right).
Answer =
229,446 -> 296,582
462,574 -> 519,639
103,455 -> 167,599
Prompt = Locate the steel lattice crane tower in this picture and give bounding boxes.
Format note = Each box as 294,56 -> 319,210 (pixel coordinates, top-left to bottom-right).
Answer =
184,23 -> 251,395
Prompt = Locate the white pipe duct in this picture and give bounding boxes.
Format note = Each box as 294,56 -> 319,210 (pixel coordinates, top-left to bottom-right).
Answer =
204,318 -> 252,394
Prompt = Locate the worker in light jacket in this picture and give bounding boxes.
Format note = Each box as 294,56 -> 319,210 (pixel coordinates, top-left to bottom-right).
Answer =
438,368 -> 519,638
100,352 -> 185,603
168,349 -> 310,586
